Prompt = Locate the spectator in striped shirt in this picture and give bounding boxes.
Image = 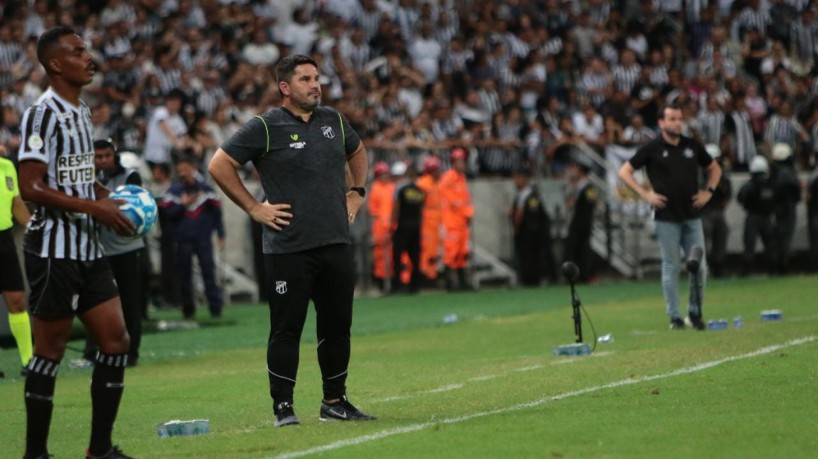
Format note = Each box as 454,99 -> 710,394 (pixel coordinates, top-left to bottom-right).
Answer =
0,24 -> 23,89
724,95 -> 759,171
764,99 -> 809,161
612,48 -> 641,94
697,95 -> 726,147
622,114 -> 657,146
579,56 -> 612,109
737,0 -> 771,38
790,7 -> 818,66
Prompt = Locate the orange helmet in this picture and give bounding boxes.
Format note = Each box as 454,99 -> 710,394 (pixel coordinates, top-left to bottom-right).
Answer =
373,161 -> 390,176
451,147 -> 467,161
423,156 -> 441,173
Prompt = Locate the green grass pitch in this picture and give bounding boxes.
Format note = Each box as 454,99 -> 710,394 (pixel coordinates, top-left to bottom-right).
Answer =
1,275 -> 816,458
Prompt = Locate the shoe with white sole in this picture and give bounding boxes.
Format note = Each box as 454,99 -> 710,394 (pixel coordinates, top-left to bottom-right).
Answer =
319,395 -> 376,422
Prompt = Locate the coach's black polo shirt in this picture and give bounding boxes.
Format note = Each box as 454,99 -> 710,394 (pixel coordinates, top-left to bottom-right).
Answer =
221,105 -> 361,254
628,135 -> 713,222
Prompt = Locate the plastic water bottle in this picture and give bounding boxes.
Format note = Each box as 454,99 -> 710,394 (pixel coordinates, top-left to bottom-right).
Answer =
707,319 -> 728,330
443,314 -> 458,324
760,310 -> 783,321
733,316 -> 743,329
157,419 -> 209,438
597,333 -> 614,344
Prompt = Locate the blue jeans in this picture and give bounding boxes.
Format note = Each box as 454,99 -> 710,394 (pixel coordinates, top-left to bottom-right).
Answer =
655,219 -> 707,320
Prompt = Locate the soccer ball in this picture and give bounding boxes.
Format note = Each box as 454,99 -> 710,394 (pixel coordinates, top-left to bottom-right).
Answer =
109,184 -> 158,239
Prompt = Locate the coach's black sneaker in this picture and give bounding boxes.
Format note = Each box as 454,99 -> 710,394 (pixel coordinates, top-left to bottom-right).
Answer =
320,395 -> 376,421
688,315 -> 706,331
274,401 -> 301,427
85,445 -> 134,459
669,318 -> 686,330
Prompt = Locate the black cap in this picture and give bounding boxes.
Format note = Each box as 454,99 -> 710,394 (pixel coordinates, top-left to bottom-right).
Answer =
166,88 -> 187,102
93,138 -> 116,152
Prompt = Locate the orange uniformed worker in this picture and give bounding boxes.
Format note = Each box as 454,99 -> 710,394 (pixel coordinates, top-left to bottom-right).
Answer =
367,161 -> 394,291
416,156 -> 443,282
439,147 -> 474,290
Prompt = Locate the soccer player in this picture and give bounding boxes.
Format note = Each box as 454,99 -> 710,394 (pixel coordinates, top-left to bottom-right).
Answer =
17,27 -> 135,459
0,144 -> 33,378
208,54 -> 375,426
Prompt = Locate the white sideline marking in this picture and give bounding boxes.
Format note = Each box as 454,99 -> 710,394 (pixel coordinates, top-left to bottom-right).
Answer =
468,374 -> 499,382
268,336 -> 816,459
427,384 -> 463,393
513,365 -> 544,372
373,384 -> 464,403
373,394 -> 411,403
630,330 -> 658,336
788,315 -> 818,323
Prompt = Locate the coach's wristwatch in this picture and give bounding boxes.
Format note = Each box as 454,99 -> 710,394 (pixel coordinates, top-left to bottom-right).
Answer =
706,186 -> 716,194
350,187 -> 366,198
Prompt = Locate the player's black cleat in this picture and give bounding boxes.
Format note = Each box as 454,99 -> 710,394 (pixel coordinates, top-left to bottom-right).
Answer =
669,318 -> 686,330
85,445 -> 134,459
23,453 -> 53,459
320,395 -> 376,421
274,401 -> 301,427
688,315 -> 706,331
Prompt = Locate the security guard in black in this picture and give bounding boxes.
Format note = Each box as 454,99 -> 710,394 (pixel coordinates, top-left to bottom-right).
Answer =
628,136 -> 714,222
391,168 -> 425,292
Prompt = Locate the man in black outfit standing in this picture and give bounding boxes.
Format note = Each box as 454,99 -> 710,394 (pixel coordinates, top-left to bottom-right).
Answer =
770,143 -> 801,275
391,162 -> 425,293
737,156 -> 777,276
700,144 -> 732,278
807,156 -> 818,272
208,54 -> 375,427
510,168 -> 552,286
82,139 -> 146,367
564,155 -> 598,283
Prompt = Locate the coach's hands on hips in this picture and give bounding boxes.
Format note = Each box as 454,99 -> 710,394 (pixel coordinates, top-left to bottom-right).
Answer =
691,189 -> 713,208
93,198 -> 136,236
642,190 -> 668,209
346,191 -> 364,224
250,201 -> 292,232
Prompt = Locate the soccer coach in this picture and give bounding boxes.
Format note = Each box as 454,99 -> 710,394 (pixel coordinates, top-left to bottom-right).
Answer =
618,103 -> 722,331
208,54 -> 375,427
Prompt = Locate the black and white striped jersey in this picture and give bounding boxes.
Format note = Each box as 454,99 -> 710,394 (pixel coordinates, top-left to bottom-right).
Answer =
18,88 -> 103,260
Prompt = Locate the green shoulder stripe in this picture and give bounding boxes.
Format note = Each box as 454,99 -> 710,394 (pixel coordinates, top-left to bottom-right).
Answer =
255,115 -> 270,154
337,111 -> 345,144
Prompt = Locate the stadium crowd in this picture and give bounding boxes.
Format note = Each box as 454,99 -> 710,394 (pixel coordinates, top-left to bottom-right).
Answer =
1,0 -> 818,174
1,0 -> 818,294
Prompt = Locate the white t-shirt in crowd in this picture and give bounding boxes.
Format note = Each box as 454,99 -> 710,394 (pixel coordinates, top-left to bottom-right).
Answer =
144,106 -> 187,164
